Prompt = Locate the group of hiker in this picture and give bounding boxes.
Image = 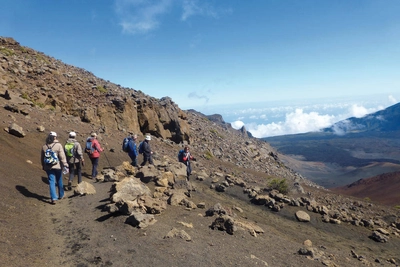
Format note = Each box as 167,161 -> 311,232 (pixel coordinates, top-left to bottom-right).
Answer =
123,134 -> 154,167
41,131 -> 195,205
41,131 -> 104,204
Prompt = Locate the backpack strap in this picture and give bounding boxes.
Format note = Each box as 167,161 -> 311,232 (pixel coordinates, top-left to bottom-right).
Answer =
47,143 -> 57,150
74,141 -> 82,160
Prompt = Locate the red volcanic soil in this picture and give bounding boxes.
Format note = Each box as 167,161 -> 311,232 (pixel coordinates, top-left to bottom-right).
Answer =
331,171 -> 400,206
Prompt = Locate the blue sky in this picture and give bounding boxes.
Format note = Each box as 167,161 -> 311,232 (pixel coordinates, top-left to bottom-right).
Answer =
1,0 -> 400,137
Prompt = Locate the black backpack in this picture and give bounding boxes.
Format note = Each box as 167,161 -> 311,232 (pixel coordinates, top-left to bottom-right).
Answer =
138,141 -> 144,154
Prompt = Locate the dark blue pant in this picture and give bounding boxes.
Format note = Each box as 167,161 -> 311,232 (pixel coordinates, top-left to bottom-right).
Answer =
90,157 -> 99,178
129,154 -> 138,167
186,162 -> 192,177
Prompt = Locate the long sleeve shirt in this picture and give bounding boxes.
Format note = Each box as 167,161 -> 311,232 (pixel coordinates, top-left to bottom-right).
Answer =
128,139 -> 138,157
41,141 -> 68,170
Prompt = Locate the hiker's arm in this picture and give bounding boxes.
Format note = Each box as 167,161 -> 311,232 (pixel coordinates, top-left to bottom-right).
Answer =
58,143 -> 68,167
144,142 -> 151,153
183,153 -> 190,161
40,148 -> 44,169
133,143 -> 138,156
95,140 -> 103,152
77,143 -> 84,160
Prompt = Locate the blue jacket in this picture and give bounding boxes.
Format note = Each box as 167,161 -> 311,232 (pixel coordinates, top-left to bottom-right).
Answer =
127,139 -> 138,158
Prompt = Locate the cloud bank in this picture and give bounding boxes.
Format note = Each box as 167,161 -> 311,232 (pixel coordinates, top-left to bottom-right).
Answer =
229,96 -> 397,138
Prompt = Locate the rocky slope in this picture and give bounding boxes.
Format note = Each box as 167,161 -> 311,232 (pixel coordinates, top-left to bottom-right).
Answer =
0,37 -> 189,143
1,37 -> 400,266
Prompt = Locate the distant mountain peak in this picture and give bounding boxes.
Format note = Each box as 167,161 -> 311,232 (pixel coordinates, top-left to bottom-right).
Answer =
324,102 -> 400,135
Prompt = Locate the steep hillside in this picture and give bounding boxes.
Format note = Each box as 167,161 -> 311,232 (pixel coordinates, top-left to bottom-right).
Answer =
331,171 -> 400,206
0,37 -> 190,143
1,37 -> 400,266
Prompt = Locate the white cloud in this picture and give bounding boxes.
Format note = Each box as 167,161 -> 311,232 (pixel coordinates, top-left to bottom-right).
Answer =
181,0 -> 202,21
115,0 -> 173,34
349,104 -> 369,118
181,0 -> 231,21
232,109 -> 336,138
114,0 -> 230,34
231,120 -> 244,129
388,94 -> 397,104
348,104 -> 383,118
330,120 -> 365,136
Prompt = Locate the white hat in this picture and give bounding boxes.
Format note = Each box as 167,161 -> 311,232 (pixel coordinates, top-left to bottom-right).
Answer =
91,132 -> 97,137
145,135 -> 151,141
69,131 -> 76,137
49,131 -> 57,137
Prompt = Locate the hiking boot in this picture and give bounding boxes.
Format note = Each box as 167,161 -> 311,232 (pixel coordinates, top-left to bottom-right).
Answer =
67,182 -> 72,191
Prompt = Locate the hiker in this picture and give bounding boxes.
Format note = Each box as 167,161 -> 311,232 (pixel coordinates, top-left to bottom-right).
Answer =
41,131 -> 68,204
179,146 -> 196,180
140,135 -> 153,166
65,131 -> 84,190
127,134 -> 139,167
86,132 -> 103,179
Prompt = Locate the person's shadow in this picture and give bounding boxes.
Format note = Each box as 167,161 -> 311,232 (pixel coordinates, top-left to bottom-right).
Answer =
16,180 -> 49,204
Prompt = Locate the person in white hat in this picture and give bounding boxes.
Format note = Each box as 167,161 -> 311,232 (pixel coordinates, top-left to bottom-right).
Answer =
140,135 -> 154,166
64,131 -> 84,190
41,131 -> 68,204
86,132 -> 103,179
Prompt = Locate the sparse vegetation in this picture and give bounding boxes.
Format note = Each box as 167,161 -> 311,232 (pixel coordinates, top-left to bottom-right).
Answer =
0,47 -> 14,56
33,101 -> 45,108
7,81 -> 16,89
35,53 -> 50,64
204,150 -> 213,160
364,197 -> 371,202
210,129 -> 224,139
19,46 -> 27,53
394,205 -> 400,210
21,92 -> 30,100
269,178 -> 289,194
97,85 -> 107,93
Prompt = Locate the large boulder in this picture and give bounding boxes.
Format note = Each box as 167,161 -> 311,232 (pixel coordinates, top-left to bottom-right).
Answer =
295,210 -> 311,222
109,177 -> 151,203
125,211 -> 156,228
7,123 -> 26,138
74,181 -> 96,195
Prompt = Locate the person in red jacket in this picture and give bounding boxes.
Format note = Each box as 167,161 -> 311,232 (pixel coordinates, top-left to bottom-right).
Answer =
87,132 -> 103,179
181,146 -> 196,180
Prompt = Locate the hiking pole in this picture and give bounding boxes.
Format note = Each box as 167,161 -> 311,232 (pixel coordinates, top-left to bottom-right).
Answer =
103,149 -> 112,169
101,141 -> 114,169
